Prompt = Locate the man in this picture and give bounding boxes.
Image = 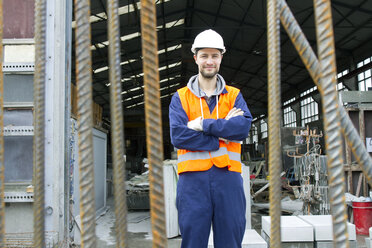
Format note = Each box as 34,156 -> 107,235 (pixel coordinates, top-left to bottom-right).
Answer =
169,29 -> 252,248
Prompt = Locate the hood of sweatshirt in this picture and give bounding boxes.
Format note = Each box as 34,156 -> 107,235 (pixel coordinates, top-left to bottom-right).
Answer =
187,74 -> 226,98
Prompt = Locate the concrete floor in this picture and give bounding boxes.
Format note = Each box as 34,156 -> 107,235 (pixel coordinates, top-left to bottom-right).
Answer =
95,198 -> 182,248
92,197 -> 369,248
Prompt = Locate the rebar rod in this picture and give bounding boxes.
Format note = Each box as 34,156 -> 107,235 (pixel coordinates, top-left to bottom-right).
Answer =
74,0 -> 96,246
313,1 -> 349,246
267,0 -> 282,247
107,0 -> 128,247
0,0 -> 5,245
279,0 -> 372,187
140,0 -> 168,247
33,0 -> 47,247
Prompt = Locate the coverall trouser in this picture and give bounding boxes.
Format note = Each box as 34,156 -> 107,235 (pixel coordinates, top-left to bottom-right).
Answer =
176,165 -> 246,248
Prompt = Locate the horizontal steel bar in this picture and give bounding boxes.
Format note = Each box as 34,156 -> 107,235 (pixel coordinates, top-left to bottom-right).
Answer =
3,126 -> 34,136
4,192 -> 34,202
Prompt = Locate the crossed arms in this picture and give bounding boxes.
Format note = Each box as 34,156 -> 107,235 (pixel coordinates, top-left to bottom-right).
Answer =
169,92 -> 252,151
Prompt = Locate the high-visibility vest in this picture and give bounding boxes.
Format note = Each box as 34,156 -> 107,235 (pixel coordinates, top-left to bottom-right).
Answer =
177,85 -> 242,174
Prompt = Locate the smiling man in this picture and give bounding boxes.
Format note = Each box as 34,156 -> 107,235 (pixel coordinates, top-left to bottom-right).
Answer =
169,29 -> 252,248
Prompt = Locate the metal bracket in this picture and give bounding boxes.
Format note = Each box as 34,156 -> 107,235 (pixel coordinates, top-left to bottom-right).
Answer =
3,126 -> 34,136
3,62 -> 35,72
4,192 -> 34,202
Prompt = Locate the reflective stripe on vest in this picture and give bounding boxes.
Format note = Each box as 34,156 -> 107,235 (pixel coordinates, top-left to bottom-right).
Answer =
177,85 -> 242,174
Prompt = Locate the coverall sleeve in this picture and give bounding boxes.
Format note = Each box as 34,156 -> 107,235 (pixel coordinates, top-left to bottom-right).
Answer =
169,92 -> 220,151
202,92 -> 252,141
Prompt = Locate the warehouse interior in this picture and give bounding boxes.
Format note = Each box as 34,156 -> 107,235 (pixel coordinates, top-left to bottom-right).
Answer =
78,0 -> 372,163
2,0 -> 372,247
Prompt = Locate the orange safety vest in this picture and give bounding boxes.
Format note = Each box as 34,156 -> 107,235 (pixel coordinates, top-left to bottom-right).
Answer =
177,85 -> 242,174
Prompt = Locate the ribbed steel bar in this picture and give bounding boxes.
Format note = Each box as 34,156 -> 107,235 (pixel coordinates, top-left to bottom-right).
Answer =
313,1 -> 349,246
33,0 -> 47,247
74,0 -> 96,246
267,0 -> 282,247
140,0 -> 168,247
279,0 -> 372,187
0,0 -> 5,246
107,0 -> 128,247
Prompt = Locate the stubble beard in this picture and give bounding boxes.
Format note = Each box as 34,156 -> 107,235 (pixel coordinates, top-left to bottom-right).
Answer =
200,68 -> 219,79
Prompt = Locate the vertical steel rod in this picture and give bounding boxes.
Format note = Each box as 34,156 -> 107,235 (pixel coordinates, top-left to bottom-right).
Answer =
267,0 -> 282,247
278,0 -> 372,187
33,0 -> 47,247
140,0 -> 168,247
0,0 -> 5,245
107,0 -> 128,247
74,0 -> 96,246
313,1 -> 349,246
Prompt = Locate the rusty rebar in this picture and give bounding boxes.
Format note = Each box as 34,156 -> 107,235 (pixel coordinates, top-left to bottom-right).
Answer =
279,0 -> 372,188
313,1 -> 349,246
74,0 -> 96,246
33,0 -> 47,247
267,0 -> 282,247
0,0 -> 5,246
107,0 -> 128,247
140,0 -> 168,247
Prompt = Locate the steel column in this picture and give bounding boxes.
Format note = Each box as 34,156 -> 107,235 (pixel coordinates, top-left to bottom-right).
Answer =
140,0 -> 168,247
313,1 -> 349,246
33,0 -> 47,247
74,0 -> 96,246
107,0 -> 128,247
267,0 -> 282,247
0,0 -> 5,246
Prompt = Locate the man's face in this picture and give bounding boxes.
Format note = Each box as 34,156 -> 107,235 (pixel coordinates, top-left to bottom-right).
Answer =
194,48 -> 223,79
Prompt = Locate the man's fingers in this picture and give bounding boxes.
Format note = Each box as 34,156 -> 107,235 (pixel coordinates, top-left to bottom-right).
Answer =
226,109 -> 244,120
229,108 -> 243,118
226,107 -> 244,120
225,108 -> 235,120
233,110 -> 244,117
226,107 -> 236,118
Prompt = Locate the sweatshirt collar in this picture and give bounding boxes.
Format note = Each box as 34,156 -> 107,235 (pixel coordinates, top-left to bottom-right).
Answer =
187,74 -> 228,98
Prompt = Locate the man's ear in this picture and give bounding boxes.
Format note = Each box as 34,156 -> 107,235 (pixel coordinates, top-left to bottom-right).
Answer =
193,54 -> 197,64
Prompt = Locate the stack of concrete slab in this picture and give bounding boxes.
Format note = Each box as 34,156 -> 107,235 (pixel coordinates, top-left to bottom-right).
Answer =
261,215 -> 358,248
208,229 -> 267,248
163,160 -> 179,238
261,216 -> 314,247
298,215 -> 357,248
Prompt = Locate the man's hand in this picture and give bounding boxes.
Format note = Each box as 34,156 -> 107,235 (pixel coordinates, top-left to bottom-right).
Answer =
187,116 -> 203,131
225,107 -> 244,120
220,108 -> 244,143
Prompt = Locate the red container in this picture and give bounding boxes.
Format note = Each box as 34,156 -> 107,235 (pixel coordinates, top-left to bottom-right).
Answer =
352,201 -> 372,235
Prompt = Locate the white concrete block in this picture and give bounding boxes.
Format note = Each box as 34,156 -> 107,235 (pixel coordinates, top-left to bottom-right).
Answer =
242,165 -> 252,229
163,161 -> 179,238
261,216 -> 314,242
208,229 -> 267,248
298,215 -> 356,241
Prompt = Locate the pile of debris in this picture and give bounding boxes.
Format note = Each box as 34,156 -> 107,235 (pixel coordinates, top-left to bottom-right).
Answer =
126,170 -> 150,210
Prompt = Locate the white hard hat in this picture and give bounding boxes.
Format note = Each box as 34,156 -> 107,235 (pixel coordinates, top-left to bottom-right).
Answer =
191,29 -> 226,54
